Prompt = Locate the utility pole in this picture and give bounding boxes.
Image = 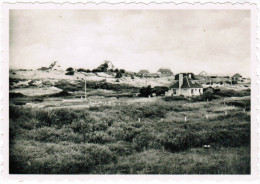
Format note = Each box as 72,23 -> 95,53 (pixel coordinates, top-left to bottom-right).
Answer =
84,76 -> 86,100
145,74 -> 148,87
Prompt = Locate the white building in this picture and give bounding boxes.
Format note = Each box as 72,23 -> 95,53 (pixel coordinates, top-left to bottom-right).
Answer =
166,74 -> 203,97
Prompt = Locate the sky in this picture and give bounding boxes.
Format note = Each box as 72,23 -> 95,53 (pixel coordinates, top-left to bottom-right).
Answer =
9,9 -> 250,77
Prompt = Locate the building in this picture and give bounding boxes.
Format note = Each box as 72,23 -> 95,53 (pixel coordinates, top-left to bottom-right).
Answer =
199,71 -> 207,76
231,73 -> 243,83
174,73 -> 195,80
166,74 -> 203,97
157,68 -> 173,76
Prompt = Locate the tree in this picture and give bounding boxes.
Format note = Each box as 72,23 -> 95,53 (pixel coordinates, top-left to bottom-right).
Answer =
152,86 -> 169,96
97,62 -> 109,72
119,69 -> 125,74
114,68 -> 119,73
139,85 -> 153,97
65,67 -> 75,75
115,72 -> 122,78
77,68 -> 88,73
66,67 -> 74,72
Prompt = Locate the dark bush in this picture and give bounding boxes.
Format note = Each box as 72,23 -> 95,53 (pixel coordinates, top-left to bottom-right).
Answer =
66,67 -> 74,72
9,92 -> 25,98
115,72 -> 122,78
77,68 -> 88,73
152,86 -> 169,96
139,85 -> 152,97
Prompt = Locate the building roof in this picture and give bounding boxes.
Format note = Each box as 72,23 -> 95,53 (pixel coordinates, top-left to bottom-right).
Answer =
170,76 -> 203,89
138,70 -> 150,74
232,73 -> 242,78
199,71 -> 207,76
157,68 -> 173,75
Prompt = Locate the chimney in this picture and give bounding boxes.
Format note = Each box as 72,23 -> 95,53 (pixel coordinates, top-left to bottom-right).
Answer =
179,73 -> 183,89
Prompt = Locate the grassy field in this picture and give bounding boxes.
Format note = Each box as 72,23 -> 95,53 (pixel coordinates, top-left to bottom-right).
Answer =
9,95 -> 250,174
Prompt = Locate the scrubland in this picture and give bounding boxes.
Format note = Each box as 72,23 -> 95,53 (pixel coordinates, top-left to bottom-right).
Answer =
9,95 -> 250,174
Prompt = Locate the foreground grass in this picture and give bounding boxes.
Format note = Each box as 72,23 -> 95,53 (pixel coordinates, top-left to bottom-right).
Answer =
93,146 -> 250,174
9,98 -> 250,174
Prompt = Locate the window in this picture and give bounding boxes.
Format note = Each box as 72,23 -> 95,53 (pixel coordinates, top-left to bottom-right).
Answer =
191,89 -> 194,94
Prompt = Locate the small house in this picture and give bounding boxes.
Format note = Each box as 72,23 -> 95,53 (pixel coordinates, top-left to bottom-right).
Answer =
157,68 -> 173,76
166,74 -> 203,97
232,73 -> 242,82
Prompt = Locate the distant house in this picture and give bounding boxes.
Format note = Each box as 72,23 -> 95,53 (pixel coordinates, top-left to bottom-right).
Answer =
166,74 -> 203,97
199,71 -> 207,76
202,81 -> 230,88
232,73 -> 242,82
138,70 -> 150,74
157,68 -> 173,76
137,70 -> 150,77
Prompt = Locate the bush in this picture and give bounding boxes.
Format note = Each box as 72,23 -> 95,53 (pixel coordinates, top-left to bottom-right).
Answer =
9,92 -> 25,98
139,85 -> 152,97
163,96 -> 187,101
115,72 -> 122,78
152,86 -> 169,96
10,140 -> 116,174
77,68 -> 89,73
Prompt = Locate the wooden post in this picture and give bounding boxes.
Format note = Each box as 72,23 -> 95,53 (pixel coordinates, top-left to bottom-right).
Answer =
206,114 -> 208,120
138,118 -> 141,122
184,116 -> 187,122
84,78 -> 86,100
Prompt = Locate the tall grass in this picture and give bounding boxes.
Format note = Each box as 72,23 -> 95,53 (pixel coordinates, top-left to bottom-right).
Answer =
9,97 -> 250,174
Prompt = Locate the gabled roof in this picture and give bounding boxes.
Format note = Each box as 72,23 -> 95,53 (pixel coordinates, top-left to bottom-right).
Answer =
232,73 -> 242,78
199,71 -> 207,76
170,76 -> 203,89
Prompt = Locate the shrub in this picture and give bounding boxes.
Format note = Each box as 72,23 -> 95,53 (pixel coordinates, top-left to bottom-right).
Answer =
9,92 -> 25,98
66,67 -> 74,72
10,140 -> 116,174
115,72 -> 122,78
77,68 -> 88,73
88,131 -> 115,144
152,86 -> 169,96
163,96 -> 187,101
107,141 -> 134,156
139,85 -> 152,97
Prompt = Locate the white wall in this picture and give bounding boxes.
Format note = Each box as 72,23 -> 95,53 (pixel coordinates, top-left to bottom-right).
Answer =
166,88 -> 203,97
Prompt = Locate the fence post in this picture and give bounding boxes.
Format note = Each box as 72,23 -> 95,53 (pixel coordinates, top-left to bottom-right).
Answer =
184,116 -> 187,122
206,114 -> 208,120
138,118 -> 141,122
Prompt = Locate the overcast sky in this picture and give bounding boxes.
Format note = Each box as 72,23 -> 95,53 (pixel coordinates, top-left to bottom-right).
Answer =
10,9 -> 250,76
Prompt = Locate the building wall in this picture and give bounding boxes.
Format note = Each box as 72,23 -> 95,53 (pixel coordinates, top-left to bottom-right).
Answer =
165,88 -> 203,97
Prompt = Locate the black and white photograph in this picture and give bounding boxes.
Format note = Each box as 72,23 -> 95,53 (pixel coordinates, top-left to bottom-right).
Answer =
2,2 -> 258,178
